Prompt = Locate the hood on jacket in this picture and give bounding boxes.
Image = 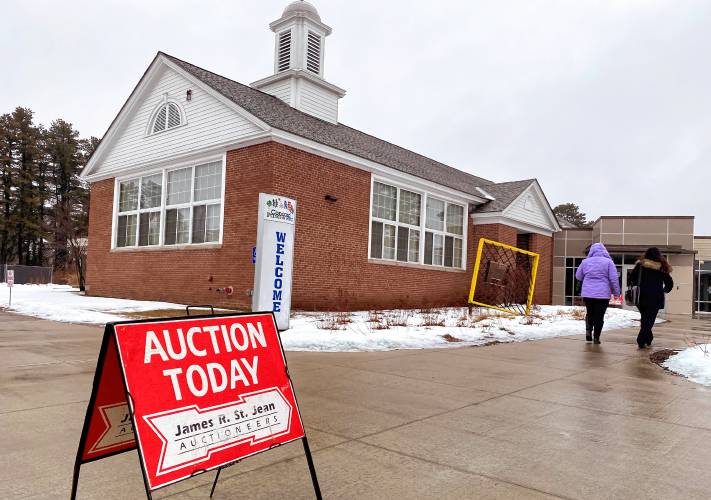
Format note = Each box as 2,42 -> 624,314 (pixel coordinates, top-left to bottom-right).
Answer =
640,258 -> 673,273
587,242 -> 611,259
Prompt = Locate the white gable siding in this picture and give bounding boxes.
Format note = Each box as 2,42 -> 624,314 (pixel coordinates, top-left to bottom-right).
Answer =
95,67 -> 262,175
296,79 -> 339,123
258,80 -> 293,105
505,187 -> 553,229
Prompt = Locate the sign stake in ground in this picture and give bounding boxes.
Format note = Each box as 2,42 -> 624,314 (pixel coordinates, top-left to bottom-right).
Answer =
71,311 -> 320,499
6,269 -> 14,306
468,238 -> 540,316
253,193 -> 296,331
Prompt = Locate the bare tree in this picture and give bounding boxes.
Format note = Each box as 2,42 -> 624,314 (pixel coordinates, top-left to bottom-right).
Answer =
67,234 -> 88,291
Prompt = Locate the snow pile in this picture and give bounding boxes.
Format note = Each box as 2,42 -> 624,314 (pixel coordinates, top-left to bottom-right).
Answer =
663,345 -> 711,386
0,283 -> 185,324
1,284 -> 648,352
281,306 -> 644,352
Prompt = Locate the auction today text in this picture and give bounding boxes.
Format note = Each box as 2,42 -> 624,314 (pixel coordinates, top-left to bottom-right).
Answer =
143,320 -> 268,400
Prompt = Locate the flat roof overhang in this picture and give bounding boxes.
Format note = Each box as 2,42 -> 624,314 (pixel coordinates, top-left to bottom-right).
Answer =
585,244 -> 697,255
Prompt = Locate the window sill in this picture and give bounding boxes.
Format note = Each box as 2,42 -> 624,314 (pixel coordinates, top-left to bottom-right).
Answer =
111,243 -> 222,253
368,258 -> 466,273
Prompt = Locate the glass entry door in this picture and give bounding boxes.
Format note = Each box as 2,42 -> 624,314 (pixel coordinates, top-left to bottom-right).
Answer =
621,265 -> 636,311
698,271 -> 711,313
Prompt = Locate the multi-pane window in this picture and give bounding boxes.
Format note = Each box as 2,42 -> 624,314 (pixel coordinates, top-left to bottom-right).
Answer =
369,180 -> 465,269
117,176 -> 160,248
114,159 -> 223,248
370,182 -> 421,264
423,197 -> 464,268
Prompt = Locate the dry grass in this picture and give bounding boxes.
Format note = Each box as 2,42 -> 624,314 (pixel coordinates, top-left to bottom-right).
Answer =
441,333 -> 464,343
367,310 -> 383,323
334,311 -> 353,325
421,310 -> 446,327
569,307 -> 587,320
316,313 -> 346,330
384,310 -> 412,327
684,334 -> 711,357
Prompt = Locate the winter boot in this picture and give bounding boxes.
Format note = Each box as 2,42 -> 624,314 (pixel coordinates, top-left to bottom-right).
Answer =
593,335 -> 601,345
586,330 -> 593,343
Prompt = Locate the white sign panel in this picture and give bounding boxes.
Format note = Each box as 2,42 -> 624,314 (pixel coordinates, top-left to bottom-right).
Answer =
253,193 -> 296,330
6,270 -> 13,287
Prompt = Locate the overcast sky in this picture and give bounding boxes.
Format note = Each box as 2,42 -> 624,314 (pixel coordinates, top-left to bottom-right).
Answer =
3,0 -> 710,233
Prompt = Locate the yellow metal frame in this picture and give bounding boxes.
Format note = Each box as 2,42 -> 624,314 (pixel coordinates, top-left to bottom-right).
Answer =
467,238 -> 540,316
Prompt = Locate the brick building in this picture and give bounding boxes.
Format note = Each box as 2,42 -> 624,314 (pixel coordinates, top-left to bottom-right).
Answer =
81,1 -> 560,311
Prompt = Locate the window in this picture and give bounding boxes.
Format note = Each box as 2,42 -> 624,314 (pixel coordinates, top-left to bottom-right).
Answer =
423,197 -> 464,268
114,159 -> 223,249
277,30 -> 292,72
306,31 -> 321,74
370,182 -> 421,264
116,175 -> 161,248
150,102 -> 183,134
369,180 -> 465,269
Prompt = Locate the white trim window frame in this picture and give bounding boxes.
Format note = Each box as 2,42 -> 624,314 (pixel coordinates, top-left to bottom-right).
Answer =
423,194 -> 466,269
112,155 -> 225,250
369,178 -> 468,270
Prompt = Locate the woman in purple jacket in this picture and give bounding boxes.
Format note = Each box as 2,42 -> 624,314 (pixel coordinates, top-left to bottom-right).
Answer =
575,243 -> 621,344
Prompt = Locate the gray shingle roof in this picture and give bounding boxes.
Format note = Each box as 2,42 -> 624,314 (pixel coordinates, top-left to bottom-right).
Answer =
473,179 -> 535,213
162,52 -> 494,196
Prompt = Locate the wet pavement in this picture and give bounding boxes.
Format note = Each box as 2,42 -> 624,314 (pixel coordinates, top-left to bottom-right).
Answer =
1,310 -> 710,499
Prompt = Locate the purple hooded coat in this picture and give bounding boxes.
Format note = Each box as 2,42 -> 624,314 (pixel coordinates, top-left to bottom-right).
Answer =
575,243 -> 621,299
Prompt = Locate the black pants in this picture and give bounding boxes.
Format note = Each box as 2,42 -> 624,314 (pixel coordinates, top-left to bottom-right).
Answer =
584,298 -> 609,337
637,305 -> 660,346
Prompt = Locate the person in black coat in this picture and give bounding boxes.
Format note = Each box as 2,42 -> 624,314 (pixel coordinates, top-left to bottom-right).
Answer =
628,247 -> 674,349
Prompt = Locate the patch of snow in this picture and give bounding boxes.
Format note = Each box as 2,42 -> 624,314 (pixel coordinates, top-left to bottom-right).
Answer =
1,284 -> 650,352
281,306 -> 646,352
662,345 -> 711,386
0,283 -> 185,324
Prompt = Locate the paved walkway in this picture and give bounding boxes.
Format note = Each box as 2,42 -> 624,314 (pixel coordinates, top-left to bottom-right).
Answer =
1,310 -> 710,499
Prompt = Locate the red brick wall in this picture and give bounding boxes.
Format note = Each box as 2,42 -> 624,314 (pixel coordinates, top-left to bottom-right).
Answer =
86,141 -> 549,311
530,233 -> 553,305
86,143 -> 275,309
267,143 -> 474,310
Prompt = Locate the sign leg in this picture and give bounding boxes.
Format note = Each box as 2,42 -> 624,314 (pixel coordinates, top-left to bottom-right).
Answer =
70,462 -> 80,500
302,437 -> 322,500
209,468 -> 221,498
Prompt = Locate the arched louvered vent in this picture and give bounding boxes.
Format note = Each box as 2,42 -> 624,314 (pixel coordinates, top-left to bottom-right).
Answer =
306,31 -> 321,74
277,30 -> 292,72
150,101 -> 183,134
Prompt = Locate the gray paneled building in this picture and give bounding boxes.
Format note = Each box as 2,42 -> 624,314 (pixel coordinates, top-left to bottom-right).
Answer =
553,216 -> 696,315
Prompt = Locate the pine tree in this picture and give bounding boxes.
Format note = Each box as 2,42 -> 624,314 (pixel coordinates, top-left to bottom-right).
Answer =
0,113 -> 14,265
46,119 -> 87,270
9,107 -> 43,266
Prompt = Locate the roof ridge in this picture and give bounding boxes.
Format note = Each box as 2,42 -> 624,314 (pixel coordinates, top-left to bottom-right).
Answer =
160,52 -> 495,193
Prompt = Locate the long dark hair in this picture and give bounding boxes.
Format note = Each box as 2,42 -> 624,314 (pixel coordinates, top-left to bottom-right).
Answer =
643,247 -> 672,273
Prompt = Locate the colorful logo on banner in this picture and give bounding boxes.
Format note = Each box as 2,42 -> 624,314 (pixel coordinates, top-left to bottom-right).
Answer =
264,197 -> 295,224
112,314 -> 305,490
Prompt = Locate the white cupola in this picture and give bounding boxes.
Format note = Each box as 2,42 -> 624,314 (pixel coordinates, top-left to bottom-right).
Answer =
251,1 -> 346,124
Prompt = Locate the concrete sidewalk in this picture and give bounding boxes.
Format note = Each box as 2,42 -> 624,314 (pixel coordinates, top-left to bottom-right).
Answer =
1,310 -> 710,499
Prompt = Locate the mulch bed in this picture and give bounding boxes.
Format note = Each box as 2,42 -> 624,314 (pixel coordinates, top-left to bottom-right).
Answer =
649,349 -> 677,365
649,349 -> 683,375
